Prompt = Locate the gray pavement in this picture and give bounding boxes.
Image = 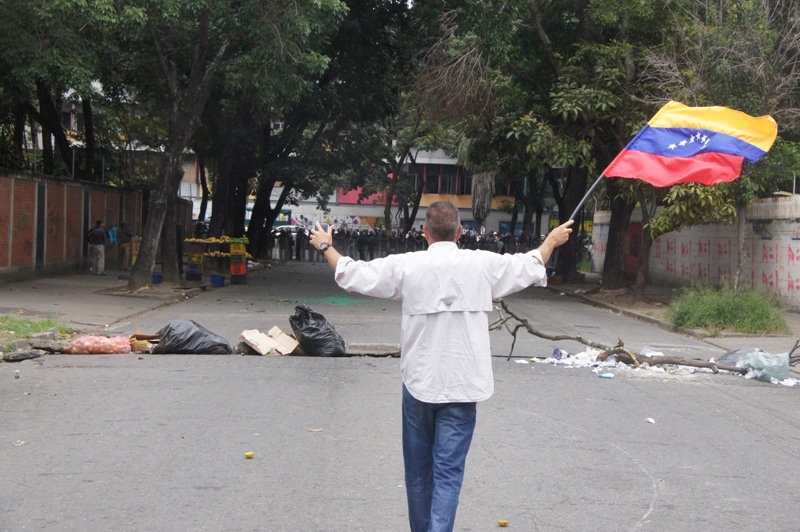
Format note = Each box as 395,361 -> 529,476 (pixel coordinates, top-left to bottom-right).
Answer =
2,263 -> 800,531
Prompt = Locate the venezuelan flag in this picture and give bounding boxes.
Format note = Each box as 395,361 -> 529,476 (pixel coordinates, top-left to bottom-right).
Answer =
603,101 -> 777,187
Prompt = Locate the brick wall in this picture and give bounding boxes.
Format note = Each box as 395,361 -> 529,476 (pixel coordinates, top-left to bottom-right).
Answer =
45,183 -> 65,263
90,189 -> 106,228
65,184 -> 84,262
0,177 -> 10,267
11,180 -> 35,267
0,171 -> 143,281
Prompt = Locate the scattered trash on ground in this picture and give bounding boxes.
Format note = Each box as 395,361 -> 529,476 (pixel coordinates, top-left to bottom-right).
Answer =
532,345 -> 799,386
645,418 -> 656,424
245,452 -> 254,459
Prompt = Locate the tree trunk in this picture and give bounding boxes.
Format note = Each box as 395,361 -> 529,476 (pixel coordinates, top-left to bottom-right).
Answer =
471,170 -> 495,229
554,168 -> 586,282
734,202 -> 748,292
42,122 -> 53,175
35,80 -> 74,177
161,192 -> 182,284
384,169 -> 400,233
509,201 -> 519,234
129,155 -> 183,289
404,153 -> 426,233
602,178 -> 635,289
198,154 -> 210,222
12,104 -> 25,167
82,98 -> 96,181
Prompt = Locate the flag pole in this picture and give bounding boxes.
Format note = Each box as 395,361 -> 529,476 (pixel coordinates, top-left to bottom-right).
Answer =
569,175 -> 605,221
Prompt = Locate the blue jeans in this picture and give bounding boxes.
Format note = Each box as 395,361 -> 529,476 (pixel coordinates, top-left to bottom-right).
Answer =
402,385 -> 477,532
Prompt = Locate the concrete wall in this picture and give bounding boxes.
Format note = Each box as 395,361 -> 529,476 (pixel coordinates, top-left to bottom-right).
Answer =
591,196 -> 800,309
0,170 -> 143,281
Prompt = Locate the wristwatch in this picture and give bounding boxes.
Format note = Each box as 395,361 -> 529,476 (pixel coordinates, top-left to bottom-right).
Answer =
319,242 -> 332,253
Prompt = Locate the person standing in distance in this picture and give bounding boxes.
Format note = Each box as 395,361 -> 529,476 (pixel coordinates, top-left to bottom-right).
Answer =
117,222 -> 133,271
309,201 -> 573,532
87,220 -> 108,276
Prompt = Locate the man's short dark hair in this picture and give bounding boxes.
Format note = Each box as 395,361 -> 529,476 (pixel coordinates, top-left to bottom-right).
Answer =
95,220 -> 103,226
426,202 -> 461,242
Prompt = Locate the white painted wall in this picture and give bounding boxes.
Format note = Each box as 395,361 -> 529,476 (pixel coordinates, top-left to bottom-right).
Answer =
591,196 -> 800,309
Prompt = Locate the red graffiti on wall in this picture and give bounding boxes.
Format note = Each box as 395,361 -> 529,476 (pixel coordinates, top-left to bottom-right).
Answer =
697,239 -> 710,256
717,241 -> 730,259
681,242 -> 691,258
789,273 -> 800,292
788,244 -> 800,265
666,239 -> 676,255
762,243 -> 776,263
717,266 -> 730,284
762,271 -> 776,289
665,259 -> 676,274
697,263 -> 708,280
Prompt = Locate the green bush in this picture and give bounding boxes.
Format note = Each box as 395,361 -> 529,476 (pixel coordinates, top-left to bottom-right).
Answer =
665,284 -> 789,335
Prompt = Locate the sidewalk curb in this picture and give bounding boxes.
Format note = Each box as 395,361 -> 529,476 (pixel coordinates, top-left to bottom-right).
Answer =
546,287 -> 701,338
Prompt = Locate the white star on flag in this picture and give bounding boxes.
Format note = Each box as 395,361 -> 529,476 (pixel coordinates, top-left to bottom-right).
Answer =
668,143 -> 677,150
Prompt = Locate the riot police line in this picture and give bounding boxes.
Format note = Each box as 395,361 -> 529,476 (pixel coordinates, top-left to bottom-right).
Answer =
268,226 -> 555,263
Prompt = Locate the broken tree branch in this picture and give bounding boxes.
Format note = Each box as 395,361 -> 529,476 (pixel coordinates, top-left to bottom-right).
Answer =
492,299 -> 614,360
491,300 -> 749,375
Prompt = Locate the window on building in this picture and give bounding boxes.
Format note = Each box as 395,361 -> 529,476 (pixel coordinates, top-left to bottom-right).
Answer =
494,181 -> 512,196
441,165 -> 457,194
425,164 -> 440,193
457,171 -> 472,195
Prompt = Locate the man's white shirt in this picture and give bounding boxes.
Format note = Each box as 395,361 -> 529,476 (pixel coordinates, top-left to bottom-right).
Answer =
335,241 -> 548,403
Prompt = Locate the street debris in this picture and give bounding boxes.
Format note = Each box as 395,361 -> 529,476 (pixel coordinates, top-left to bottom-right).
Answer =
289,305 -> 346,357
65,336 -> 131,354
245,452 -> 255,459
151,320 -> 233,354
492,297 -> 800,386
645,418 -> 656,424
736,351 -> 790,382
237,327 -> 300,356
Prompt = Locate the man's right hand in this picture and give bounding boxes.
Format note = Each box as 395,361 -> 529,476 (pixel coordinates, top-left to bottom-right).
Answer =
536,220 -> 574,263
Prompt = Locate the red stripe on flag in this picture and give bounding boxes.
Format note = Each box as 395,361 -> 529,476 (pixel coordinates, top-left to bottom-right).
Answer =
604,150 -> 744,187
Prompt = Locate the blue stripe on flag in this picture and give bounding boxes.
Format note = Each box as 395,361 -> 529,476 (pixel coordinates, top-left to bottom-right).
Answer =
626,125 -> 767,163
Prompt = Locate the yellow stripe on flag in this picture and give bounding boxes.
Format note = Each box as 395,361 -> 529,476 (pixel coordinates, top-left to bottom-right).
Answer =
648,101 -> 777,152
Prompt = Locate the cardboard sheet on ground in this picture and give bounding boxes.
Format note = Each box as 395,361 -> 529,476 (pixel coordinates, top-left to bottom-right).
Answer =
239,327 -> 301,356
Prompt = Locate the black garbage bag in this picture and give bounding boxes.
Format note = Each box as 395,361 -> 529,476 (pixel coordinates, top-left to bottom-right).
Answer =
289,305 -> 346,357
152,320 -> 233,354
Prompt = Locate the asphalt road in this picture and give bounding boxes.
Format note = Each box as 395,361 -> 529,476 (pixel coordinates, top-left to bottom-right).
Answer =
2,261 -> 799,531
